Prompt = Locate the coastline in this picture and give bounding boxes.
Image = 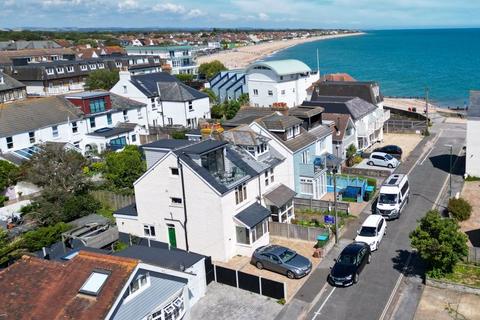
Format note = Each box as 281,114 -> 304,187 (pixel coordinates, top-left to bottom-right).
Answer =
197,32 -> 365,69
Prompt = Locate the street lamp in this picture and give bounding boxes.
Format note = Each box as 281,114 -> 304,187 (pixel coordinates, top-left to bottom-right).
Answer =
445,144 -> 453,198
333,145 -> 340,245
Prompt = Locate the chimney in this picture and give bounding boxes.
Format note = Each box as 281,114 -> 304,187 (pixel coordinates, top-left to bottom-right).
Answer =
119,69 -> 131,82
42,247 -> 50,260
0,74 -> 4,85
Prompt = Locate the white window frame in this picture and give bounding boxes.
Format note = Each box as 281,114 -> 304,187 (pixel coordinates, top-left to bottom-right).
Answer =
80,65 -> 88,71
143,224 -> 156,237
268,90 -> 273,96
46,68 -> 54,75
253,89 -> 258,96
235,183 -> 247,205
300,177 -> 314,196
52,125 -> 59,138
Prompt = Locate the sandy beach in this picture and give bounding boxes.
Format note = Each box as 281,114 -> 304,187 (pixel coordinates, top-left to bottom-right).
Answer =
197,32 -> 365,69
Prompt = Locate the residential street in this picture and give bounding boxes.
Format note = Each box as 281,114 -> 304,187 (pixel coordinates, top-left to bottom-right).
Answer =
276,119 -> 467,320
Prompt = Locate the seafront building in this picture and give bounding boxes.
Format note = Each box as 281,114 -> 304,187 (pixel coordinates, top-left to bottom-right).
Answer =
466,91 -> 480,177
246,59 -> 319,108
125,45 -> 198,75
110,71 -> 210,128
208,69 -> 247,102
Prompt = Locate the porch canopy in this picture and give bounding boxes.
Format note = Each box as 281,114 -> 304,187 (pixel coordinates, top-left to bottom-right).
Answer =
325,152 -> 343,168
235,202 -> 271,228
263,184 -> 296,208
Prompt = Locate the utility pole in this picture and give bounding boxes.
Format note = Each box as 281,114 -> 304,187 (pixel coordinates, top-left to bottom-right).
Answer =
445,144 -> 453,198
425,87 -> 430,133
333,168 -> 338,245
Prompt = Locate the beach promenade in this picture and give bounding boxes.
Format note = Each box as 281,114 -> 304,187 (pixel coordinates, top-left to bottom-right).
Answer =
197,32 -> 365,69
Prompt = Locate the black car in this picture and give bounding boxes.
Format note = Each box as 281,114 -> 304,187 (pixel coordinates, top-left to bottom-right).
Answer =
373,145 -> 403,159
328,242 -> 371,286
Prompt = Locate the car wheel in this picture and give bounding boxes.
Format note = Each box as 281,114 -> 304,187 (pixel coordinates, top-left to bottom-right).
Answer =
287,271 -> 295,279
256,261 -> 264,270
367,161 -> 373,166
387,164 -> 393,168
367,254 -> 372,264
353,273 -> 359,284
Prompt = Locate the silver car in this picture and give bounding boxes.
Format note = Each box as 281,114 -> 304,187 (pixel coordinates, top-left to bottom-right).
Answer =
251,245 -> 312,279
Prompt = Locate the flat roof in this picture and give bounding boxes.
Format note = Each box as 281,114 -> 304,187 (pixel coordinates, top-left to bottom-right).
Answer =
65,91 -> 109,99
87,126 -> 134,138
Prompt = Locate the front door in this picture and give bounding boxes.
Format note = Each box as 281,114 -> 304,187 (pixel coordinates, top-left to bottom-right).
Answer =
167,224 -> 177,248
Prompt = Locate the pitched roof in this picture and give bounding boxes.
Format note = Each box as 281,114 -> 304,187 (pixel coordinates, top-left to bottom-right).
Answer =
235,202 -> 271,228
87,123 -> 136,138
0,252 -> 137,320
0,71 -> 26,92
303,96 -> 378,120
469,90 -> 480,118
129,72 -> 207,101
0,96 -> 83,137
264,184 -> 296,207
142,139 -> 195,150
324,73 -> 356,82
247,59 -> 311,76
288,105 -> 324,118
260,114 -> 303,131
321,113 -> 352,142
114,203 -> 138,217
222,126 -> 269,146
311,80 -> 383,105
223,107 -> 277,128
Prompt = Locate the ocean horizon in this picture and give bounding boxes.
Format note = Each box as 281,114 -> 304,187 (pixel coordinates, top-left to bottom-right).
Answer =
266,28 -> 480,107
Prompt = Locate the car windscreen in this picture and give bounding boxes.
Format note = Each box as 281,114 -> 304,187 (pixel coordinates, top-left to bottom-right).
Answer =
359,226 -> 377,237
379,193 -> 397,204
385,154 -> 393,160
337,254 -> 356,265
279,250 -> 296,263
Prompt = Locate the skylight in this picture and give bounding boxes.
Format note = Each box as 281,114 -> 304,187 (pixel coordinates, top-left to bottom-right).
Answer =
79,271 -> 110,296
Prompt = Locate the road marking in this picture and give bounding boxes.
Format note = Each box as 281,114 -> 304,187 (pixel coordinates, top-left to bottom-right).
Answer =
408,130 -> 442,172
311,287 -> 336,320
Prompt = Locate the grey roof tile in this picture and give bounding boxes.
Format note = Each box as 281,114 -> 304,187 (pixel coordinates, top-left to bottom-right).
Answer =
303,96 -> 377,120
235,202 -> 271,228
264,184 -> 296,207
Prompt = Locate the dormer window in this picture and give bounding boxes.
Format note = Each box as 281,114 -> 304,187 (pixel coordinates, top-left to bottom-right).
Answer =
98,63 -> 105,69
294,125 -> 300,135
90,64 -> 97,70
126,273 -> 150,298
56,67 -> 64,74
286,127 -> 294,139
115,62 -> 122,68
80,65 -> 88,71
46,68 -> 54,75
66,66 -> 74,73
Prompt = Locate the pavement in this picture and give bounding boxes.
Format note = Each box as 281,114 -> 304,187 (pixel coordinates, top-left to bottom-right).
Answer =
191,282 -> 283,320
275,119 -> 467,320
355,159 -> 396,172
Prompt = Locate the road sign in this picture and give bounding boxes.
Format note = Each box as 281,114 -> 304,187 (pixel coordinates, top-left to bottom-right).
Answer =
324,215 -> 335,224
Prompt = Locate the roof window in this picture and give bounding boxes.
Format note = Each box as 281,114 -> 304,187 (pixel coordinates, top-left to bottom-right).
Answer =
79,270 -> 110,296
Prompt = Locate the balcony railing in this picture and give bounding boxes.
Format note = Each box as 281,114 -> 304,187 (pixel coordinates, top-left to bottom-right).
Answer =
211,166 -> 247,187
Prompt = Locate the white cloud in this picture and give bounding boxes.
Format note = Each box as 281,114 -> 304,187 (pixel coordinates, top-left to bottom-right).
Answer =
258,13 -> 269,21
152,3 -> 186,14
187,9 -> 204,18
118,0 -> 139,11
42,0 -> 82,6
219,13 -> 239,21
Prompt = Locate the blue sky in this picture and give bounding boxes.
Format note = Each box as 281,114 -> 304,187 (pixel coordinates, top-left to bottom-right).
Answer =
1,0 -> 480,29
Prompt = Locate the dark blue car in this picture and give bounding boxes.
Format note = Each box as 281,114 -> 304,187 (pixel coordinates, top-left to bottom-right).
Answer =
328,242 -> 371,286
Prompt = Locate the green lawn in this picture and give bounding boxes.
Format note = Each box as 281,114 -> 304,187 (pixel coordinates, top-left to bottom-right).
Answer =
440,264 -> 480,288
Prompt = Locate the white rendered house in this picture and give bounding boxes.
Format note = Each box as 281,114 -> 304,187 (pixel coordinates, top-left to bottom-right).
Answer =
114,139 -> 296,262
466,91 -> 480,177
246,59 -> 319,108
110,71 -> 210,128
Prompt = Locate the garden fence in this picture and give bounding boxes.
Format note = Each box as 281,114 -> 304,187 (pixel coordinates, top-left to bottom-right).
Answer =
294,197 -> 350,214
465,247 -> 480,264
268,221 -> 329,242
91,190 -> 135,210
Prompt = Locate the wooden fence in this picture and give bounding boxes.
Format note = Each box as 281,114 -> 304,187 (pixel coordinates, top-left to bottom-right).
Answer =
294,197 -> 350,214
465,247 -> 480,264
91,190 -> 135,210
268,221 -> 329,242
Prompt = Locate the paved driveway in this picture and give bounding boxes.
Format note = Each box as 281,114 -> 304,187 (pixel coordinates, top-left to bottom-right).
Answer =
355,159 -> 396,172
191,282 -> 283,320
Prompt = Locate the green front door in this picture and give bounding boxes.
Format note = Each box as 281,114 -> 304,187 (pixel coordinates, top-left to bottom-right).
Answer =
167,224 -> 177,248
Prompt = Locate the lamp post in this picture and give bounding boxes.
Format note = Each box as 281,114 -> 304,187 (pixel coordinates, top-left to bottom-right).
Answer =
445,144 -> 453,198
333,144 -> 340,244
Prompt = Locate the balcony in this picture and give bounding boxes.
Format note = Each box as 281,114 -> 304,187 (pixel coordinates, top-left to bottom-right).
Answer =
211,166 -> 248,187
298,156 -> 326,178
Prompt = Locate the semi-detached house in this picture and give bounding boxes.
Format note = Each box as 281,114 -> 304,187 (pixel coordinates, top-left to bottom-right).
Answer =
110,71 -> 210,129
114,138 -> 296,262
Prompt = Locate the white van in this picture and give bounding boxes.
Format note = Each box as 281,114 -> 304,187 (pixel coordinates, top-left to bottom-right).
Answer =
376,174 -> 409,220
368,152 -> 399,169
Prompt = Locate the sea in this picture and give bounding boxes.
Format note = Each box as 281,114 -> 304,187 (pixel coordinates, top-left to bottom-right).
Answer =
266,28 -> 480,108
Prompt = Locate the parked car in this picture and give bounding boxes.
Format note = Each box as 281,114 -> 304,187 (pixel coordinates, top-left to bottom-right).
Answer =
376,174 -> 410,220
355,215 -> 387,251
328,242 -> 371,286
368,152 -> 399,168
251,245 -> 312,279
373,145 -> 403,159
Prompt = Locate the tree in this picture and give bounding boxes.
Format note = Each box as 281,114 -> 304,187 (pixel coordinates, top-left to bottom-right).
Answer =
210,99 -> 242,120
85,69 -> 119,90
202,88 -> 218,104
237,93 -> 249,106
410,210 -> 468,277
198,60 -> 227,80
175,74 -> 195,83
0,160 -> 20,191
22,222 -> 72,252
102,145 -> 146,191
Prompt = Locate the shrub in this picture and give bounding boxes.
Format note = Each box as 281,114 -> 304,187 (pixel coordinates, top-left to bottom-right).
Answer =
353,155 -> 363,165
0,195 -> 8,207
465,175 -> 480,181
367,177 -> 377,189
448,197 -> 472,221
171,130 -> 187,140
410,210 -> 468,276
22,222 -> 72,252
113,241 -> 128,252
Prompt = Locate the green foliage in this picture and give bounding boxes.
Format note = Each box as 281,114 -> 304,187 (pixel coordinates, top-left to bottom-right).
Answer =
448,197 -> 472,221
237,93 -> 249,106
410,210 -> 468,277
113,241 -> 128,252
102,145 -> 146,190
97,205 -> 115,222
198,60 -> 227,80
0,195 -> 8,207
346,144 -> 357,159
202,88 -> 218,104
175,74 -> 195,83
63,194 -> 101,222
210,104 -> 224,119
171,130 -> 187,140
211,99 -> 241,120
22,222 -> 72,252
367,177 -> 377,188
20,203 -> 37,215
465,175 -> 480,181
85,69 -> 119,90
0,160 -> 20,191
352,155 -> 363,165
